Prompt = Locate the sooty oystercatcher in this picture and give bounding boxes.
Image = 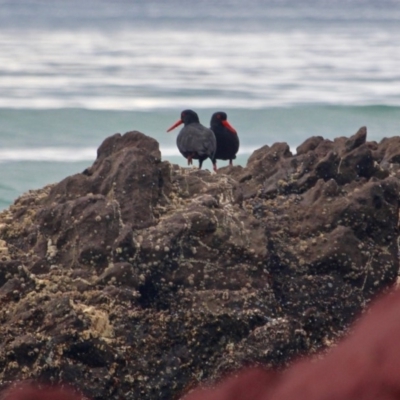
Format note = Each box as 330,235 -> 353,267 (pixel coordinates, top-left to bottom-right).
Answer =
210,111 -> 239,168
167,109 -> 217,171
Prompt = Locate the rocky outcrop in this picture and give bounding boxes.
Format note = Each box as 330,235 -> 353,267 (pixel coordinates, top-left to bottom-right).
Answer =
0,128 -> 399,399
185,289 -> 400,400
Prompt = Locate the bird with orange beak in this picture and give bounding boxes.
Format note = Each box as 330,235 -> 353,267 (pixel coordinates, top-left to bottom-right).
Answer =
167,110 -> 217,171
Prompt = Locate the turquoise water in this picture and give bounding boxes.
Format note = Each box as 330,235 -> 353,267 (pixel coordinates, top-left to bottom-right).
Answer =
1,0 -> 400,209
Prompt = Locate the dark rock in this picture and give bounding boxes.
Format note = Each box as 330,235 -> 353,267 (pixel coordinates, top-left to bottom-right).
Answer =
0,126 -> 399,399
296,136 -> 324,155
184,290 -> 400,400
96,262 -> 140,288
0,261 -> 21,287
336,144 -> 375,184
344,125 -> 367,152
46,131 -> 171,230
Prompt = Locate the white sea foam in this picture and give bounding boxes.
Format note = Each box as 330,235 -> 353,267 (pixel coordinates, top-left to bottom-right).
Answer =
0,26 -> 400,110
0,145 -> 265,163
0,148 -> 96,163
160,145 -> 261,157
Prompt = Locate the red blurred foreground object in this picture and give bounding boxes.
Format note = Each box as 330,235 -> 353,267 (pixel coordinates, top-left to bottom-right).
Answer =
184,289 -> 400,400
2,385 -> 84,400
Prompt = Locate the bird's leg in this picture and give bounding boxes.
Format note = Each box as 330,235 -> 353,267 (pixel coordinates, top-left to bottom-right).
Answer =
187,154 -> 193,165
229,159 -> 233,167
198,159 -> 203,169
213,162 -> 218,172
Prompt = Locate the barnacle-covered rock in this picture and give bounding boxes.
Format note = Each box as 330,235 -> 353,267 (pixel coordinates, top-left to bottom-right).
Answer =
0,127 -> 399,399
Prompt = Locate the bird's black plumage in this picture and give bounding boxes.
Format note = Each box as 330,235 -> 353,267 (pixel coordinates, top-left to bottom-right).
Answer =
210,111 -> 239,167
167,109 -> 217,170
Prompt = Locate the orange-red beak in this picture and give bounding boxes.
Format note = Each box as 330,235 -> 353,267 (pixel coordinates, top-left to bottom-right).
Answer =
167,119 -> 183,132
222,120 -> 237,134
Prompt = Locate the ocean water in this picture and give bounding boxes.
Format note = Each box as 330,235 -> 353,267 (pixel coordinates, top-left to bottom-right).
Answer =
1,0 -> 400,209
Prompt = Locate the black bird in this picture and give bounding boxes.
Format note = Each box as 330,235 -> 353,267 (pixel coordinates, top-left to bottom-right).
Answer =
167,109 -> 217,171
210,111 -> 239,168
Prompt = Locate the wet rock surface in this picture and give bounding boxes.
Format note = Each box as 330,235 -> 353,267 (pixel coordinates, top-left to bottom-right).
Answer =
0,128 -> 399,399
